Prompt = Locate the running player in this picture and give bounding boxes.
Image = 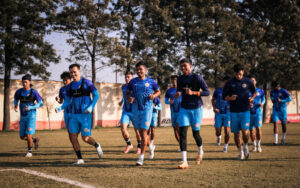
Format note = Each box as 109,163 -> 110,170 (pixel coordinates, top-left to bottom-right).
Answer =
127,61 -> 161,166
148,97 -> 162,159
14,74 -> 43,158
212,76 -> 231,152
165,75 -> 181,144
56,72 -> 72,137
174,58 -> 210,169
249,75 -> 265,152
119,72 -> 142,154
55,64 -> 103,165
270,81 -> 291,145
223,64 -> 256,160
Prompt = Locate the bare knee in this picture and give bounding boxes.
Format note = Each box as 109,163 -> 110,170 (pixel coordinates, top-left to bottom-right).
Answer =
81,136 -> 89,143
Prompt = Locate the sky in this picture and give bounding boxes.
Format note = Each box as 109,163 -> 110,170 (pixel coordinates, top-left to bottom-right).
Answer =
0,32 -> 126,84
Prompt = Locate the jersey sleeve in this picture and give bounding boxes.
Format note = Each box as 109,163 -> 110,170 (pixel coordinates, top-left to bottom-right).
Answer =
85,79 -> 97,93
197,75 -> 210,96
212,90 -> 218,99
14,89 -> 21,107
151,79 -> 159,91
177,77 -> 183,92
222,81 -> 232,100
248,79 -> 256,94
59,87 -> 64,100
33,89 -> 43,102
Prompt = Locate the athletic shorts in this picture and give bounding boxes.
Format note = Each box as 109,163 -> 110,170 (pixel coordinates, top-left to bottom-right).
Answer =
171,111 -> 180,127
230,111 -> 250,133
69,113 -> 92,136
250,109 -> 263,130
132,102 -> 153,130
150,112 -> 158,127
19,113 -> 36,137
272,109 -> 287,124
64,112 -> 71,130
177,107 -> 203,131
214,112 -> 230,128
120,111 -> 135,127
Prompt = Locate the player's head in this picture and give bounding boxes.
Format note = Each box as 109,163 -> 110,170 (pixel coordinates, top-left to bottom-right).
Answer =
171,75 -> 178,87
222,75 -> 230,86
249,75 -> 257,86
271,81 -> 280,91
125,71 -> 133,84
233,64 -> 244,80
135,61 -> 147,79
69,64 -> 81,81
60,71 -> 71,86
22,74 -> 32,89
179,58 -> 192,76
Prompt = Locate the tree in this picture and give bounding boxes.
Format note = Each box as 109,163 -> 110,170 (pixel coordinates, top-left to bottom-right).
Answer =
0,0 -> 60,130
56,0 -> 119,127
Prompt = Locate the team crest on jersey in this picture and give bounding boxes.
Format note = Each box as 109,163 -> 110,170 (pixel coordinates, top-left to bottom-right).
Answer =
145,83 -> 150,87
242,84 -> 247,88
246,123 -> 249,127
256,92 -> 260,96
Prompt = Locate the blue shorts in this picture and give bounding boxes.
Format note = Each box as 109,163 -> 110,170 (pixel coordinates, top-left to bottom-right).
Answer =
69,114 -> 92,136
250,113 -> 262,130
177,107 -> 203,131
19,114 -> 36,137
120,111 -> 135,127
132,102 -> 153,130
151,112 -> 158,127
230,111 -> 250,133
214,112 -> 230,128
171,111 -> 179,127
64,112 -> 71,130
272,109 -> 287,124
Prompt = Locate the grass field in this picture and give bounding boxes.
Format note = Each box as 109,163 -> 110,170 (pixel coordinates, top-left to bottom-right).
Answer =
0,123 -> 300,187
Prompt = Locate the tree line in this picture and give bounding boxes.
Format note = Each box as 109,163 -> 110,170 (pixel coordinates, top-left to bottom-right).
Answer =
1,0 -> 299,130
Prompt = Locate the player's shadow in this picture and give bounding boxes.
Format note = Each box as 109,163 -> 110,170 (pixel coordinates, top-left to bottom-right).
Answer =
262,143 -> 300,146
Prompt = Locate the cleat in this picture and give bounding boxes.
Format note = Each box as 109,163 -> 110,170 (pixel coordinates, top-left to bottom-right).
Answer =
25,152 -> 32,158
223,147 -> 228,153
178,161 -> 188,169
34,137 -> 40,150
196,153 -> 204,164
238,152 -> 245,160
273,143 -> 278,145
257,145 -> 262,153
244,149 -> 250,160
149,145 -> 155,159
73,159 -> 85,165
123,144 -> 133,154
136,156 -> 144,166
178,147 -> 181,152
96,143 -> 103,158
281,139 -> 285,145
136,148 -> 141,155
252,146 -> 257,152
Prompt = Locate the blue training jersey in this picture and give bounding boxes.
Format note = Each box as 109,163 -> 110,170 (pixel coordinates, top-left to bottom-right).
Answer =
177,73 -> 210,109
165,87 -> 181,113
249,87 -> 265,114
121,84 -> 132,112
65,78 -> 97,114
59,86 -> 72,114
127,77 -> 159,111
223,77 -> 256,113
14,88 -> 42,116
213,88 -> 230,114
270,88 -> 291,111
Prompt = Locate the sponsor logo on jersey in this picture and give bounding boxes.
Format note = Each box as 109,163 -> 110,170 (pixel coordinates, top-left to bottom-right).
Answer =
242,83 -> 247,88
145,83 -> 149,87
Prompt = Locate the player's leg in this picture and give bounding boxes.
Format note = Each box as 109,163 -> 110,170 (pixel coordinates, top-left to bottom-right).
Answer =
24,116 -> 37,157
192,107 -> 203,165
280,111 -> 287,144
273,110 -> 279,145
134,128 -> 142,154
256,127 -> 262,152
223,114 -> 230,152
241,111 -> 250,159
250,115 -> 257,151
172,112 -> 180,143
68,116 -> 84,164
136,128 -> 150,166
231,112 -> 244,160
120,112 -> 133,153
177,108 -> 190,169
214,113 -> 222,146
80,114 -> 103,159
173,124 -> 180,143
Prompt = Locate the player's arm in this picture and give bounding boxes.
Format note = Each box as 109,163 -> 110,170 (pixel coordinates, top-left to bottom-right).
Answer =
223,82 -> 236,101
55,95 -> 71,113
270,91 -> 276,103
26,91 -> 43,111
126,90 -> 135,104
174,77 -> 182,99
164,92 -> 171,104
149,80 -> 161,100
119,97 -> 124,106
85,90 -> 99,113
280,91 -> 292,103
154,103 -> 162,111
249,83 -> 257,104
211,91 -> 219,113
14,90 -> 19,112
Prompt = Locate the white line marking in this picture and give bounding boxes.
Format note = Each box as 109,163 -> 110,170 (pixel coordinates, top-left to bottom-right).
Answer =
0,168 -> 97,188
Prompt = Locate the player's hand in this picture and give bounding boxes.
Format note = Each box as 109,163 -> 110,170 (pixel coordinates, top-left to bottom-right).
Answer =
174,92 -> 181,99
24,106 -> 29,112
278,98 -> 282,103
118,101 -> 123,106
260,103 -> 264,108
55,96 -> 60,103
249,97 -> 254,104
185,88 -> 193,95
250,103 -> 254,108
14,106 -> 18,112
55,107 -> 62,113
229,95 -> 238,101
214,108 -> 220,113
170,99 -> 174,104
149,94 -> 155,101
128,97 -> 135,104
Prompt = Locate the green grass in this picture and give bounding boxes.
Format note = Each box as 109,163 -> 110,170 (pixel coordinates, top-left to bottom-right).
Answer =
0,124 -> 300,187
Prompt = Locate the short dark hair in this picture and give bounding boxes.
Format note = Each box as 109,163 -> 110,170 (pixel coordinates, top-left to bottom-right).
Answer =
60,71 -> 71,80
271,81 -> 280,88
22,74 -> 31,81
179,58 -> 191,64
222,75 -> 230,81
69,63 -> 80,70
233,64 -> 244,72
125,71 -> 133,76
135,61 -> 147,68
171,75 -> 178,80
